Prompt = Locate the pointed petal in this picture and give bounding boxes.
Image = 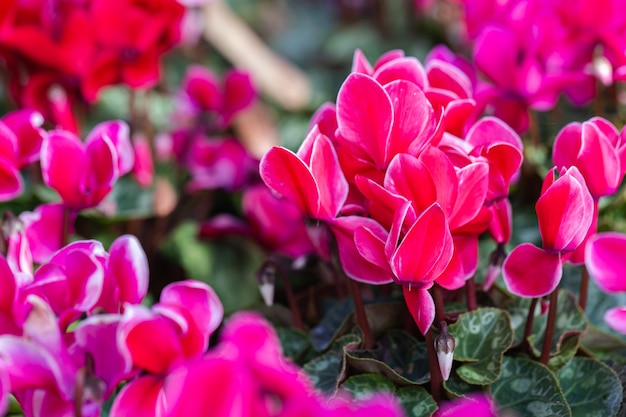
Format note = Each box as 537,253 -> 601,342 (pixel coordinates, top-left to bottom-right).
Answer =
0,157 -> 23,201
449,161 -> 489,230
391,204 -> 453,284
403,286 -> 435,335
384,153 -> 437,213
418,146 -> 458,217
356,175 -> 411,230
374,57 -> 428,89
502,243 -> 562,298
260,146 -> 319,218
585,232 -> 626,293
310,134 -> 348,218
108,235 -> 149,305
86,120 -> 133,176
1,109 -> 46,166
353,222 -> 389,271
384,80 -> 435,163
336,73 -> 392,169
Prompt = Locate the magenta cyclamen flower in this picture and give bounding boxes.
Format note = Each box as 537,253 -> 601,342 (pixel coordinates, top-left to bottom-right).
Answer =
0,109 -> 46,200
41,120 -> 132,209
503,166 -> 594,297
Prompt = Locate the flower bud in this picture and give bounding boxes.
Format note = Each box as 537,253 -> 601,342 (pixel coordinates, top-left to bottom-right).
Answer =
257,261 -> 276,306
483,243 -> 506,291
434,321 -> 455,381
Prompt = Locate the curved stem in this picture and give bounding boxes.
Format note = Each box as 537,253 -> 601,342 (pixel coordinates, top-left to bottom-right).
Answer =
523,298 -> 538,344
540,289 -> 559,365
349,279 -> 374,349
432,284 -> 445,324
579,266 -> 589,312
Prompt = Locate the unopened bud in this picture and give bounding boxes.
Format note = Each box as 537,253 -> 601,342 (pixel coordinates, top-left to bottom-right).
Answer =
257,262 -> 276,306
434,321 -> 456,381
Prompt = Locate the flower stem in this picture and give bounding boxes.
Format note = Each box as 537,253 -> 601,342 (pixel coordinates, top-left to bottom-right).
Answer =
62,207 -> 72,247
432,284 -> 445,324
540,289 -> 559,365
262,258 -> 303,330
523,298 -> 538,344
578,266 -> 589,311
348,279 -> 374,349
465,275 -> 477,311
426,328 -> 443,402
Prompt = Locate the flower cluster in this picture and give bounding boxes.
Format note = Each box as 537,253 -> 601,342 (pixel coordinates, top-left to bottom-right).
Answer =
261,50 -> 524,335
0,0 -> 185,131
458,0 -> 626,133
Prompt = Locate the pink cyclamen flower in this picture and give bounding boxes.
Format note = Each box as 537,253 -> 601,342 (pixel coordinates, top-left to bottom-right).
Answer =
503,166 -> 594,297
0,109 -> 46,200
111,280 -> 223,417
41,120 -> 132,209
586,232 -> 626,334
174,65 -> 256,129
131,133 -> 155,188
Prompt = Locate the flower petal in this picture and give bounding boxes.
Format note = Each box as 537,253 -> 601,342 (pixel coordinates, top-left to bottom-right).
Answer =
109,235 -> 149,306
502,243 -> 562,298
585,232 -> 626,293
604,307 -> 626,334
403,286 -> 435,335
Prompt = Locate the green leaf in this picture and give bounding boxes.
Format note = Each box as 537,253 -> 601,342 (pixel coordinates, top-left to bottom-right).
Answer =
557,357 -> 623,417
527,291 -> 588,358
303,334 -> 361,395
106,176 -> 155,220
276,327 -> 311,362
546,334 -> 580,372
443,372 -> 484,399
346,329 -> 430,385
491,356 -> 571,417
448,308 -> 513,385
580,325 -> 626,366
309,298 -> 355,352
341,374 -> 395,399
396,386 -> 438,417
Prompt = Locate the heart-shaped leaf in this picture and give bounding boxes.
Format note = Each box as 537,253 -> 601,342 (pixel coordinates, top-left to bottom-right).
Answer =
448,308 -> 513,385
303,334 -> 361,395
556,357 -> 623,417
396,386 -> 438,417
491,356 -> 571,417
341,373 -> 395,399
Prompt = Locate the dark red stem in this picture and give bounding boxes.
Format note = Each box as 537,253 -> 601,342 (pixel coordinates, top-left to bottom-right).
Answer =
465,275 -> 477,311
579,266 -> 589,311
348,278 -> 374,349
426,328 -> 443,402
540,289 -> 559,365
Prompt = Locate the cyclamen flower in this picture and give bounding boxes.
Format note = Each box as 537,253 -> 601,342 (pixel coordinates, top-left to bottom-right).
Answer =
41,120 -> 132,210
585,232 -> 626,334
0,109 -> 46,200
553,117 -> 626,263
503,166 -> 594,297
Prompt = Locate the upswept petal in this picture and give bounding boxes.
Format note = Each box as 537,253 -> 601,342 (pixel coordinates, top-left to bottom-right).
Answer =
373,57 -> 428,89
418,146 -> 458,217
328,217 -> 395,285
159,280 -> 224,340
402,285 -> 435,335
384,80 -> 435,161
310,133 -> 348,219
222,70 -> 255,124
437,236 -> 479,290
74,314 -> 132,391
108,235 -> 149,306
585,232 -> 626,293
1,109 -> 45,166
390,204 -> 453,284
576,122 -> 621,198
466,116 -> 524,152
384,153 -> 437,214
259,146 -> 319,218
604,307 -> 626,334
536,167 -> 593,252
354,222 -> 390,272
85,130 -> 118,204
40,130 -> 86,208
488,198 -> 512,243
449,161 -> 489,230
426,60 -> 472,99
552,122 -> 583,170
373,50 -> 406,71
351,49 -> 373,74
86,120 -> 133,176
502,243 -> 562,298
336,73 -> 392,169
356,175 -> 412,230
20,203 -> 75,264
